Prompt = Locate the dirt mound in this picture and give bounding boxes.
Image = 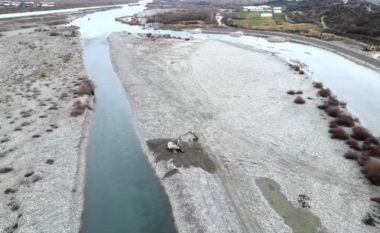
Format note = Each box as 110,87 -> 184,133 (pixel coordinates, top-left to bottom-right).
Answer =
147,138 -> 216,173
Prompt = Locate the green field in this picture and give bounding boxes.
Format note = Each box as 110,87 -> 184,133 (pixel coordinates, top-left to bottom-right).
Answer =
235,11 -> 272,19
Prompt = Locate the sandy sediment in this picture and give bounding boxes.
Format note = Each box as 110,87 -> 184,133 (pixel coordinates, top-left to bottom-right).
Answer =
109,32 -> 380,233
0,27 -> 92,233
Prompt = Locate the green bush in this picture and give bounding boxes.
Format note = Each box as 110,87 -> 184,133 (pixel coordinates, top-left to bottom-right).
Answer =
313,82 -> 323,89
39,72 -> 46,78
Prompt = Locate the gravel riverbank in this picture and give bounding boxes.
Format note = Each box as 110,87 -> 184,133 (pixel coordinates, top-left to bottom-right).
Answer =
0,28 -> 92,233
109,32 -> 380,233
202,28 -> 380,73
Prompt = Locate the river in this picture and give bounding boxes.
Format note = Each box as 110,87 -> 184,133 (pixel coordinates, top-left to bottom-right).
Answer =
5,1 -> 378,232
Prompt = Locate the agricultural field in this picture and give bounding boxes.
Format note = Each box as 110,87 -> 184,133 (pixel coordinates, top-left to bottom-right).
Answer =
232,11 -> 319,31
235,11 -> 272,19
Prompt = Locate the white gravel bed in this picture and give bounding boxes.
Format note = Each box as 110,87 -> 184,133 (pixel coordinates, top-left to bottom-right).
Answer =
0,29 -> 92,233
109,32 -> 380,233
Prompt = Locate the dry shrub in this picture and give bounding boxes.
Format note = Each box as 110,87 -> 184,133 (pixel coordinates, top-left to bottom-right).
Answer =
362,213 -> 376,226
346,138 -> 361,151
344,150 -> 360,160
369,136 -> 379,145
313,82 -> 323,89
352,126 -> 372,141
318,88 -> 331,97
71,100 -> 87,117
147,33 -> 152,38
370,197 -> 380,204
329,121 -> 338,128
336,114 -> 355,127
317,104 -> 329,110
327,96 -> 340,106
361,158 -> 380,185
325,106 -> 341,117
362,139 -> 374,151
76,77 -> 95,95
358,153 -> 370,166
296,91 -> 303,94
293,65 -> 300,71
294,96 -> 305,104
368,146 -> 380,158
287,90 -> 295,95
299,70 -> 304,75
329,127 -> 348,140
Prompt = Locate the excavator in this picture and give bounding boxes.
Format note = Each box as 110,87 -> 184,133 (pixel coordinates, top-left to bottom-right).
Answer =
167,131 -> 199,153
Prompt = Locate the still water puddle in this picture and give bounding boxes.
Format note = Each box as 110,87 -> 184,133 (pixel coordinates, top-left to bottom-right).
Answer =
256,178 -> 321,233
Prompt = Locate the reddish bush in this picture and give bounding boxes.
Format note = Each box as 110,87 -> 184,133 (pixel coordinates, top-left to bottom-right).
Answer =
361,158 -> 380,185
344,150 -> 360,160
76,77 -> 95,96
329,121 -> 338,128
370,197 -> 380,204
336,114 -> 355,127
325,106 -> 341,117
329,127 -> 349,140
352,126 -> 372,141
362,139 -> 374,151
317,104 -> 329,110
369,136 -> 379,145
362,213 -> 376,226
318,88 -> 331,97
368,146 -> 380,158
294,96 -> 305,104
327,96 -> 340,106
287,90 -> 295,95
358,153 -> 370,166
346,138 -> 361,151
299,70 -> 304,75
71,100 -> 87,117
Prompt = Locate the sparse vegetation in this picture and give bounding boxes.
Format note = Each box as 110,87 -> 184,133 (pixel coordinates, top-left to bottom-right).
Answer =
287,90 -> 296,95
336,114 -> 355,127
361,158 -> 380,185
362,213 -> 376,226
344,150 -> 360,160
294,96 -> 305,104
318,88 -> 331,97
329,127 -> 348,140
39,72 -> 46,78
329,121 -> 338,128
346,138 -> 361,151
352,126 -> 372,141
0,167 -> 13,173
317,104 -> 329,110
325,106 -> 341,117
76,77 -> 95,95
71,100 -> 87,116
313,82 -> 323,89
